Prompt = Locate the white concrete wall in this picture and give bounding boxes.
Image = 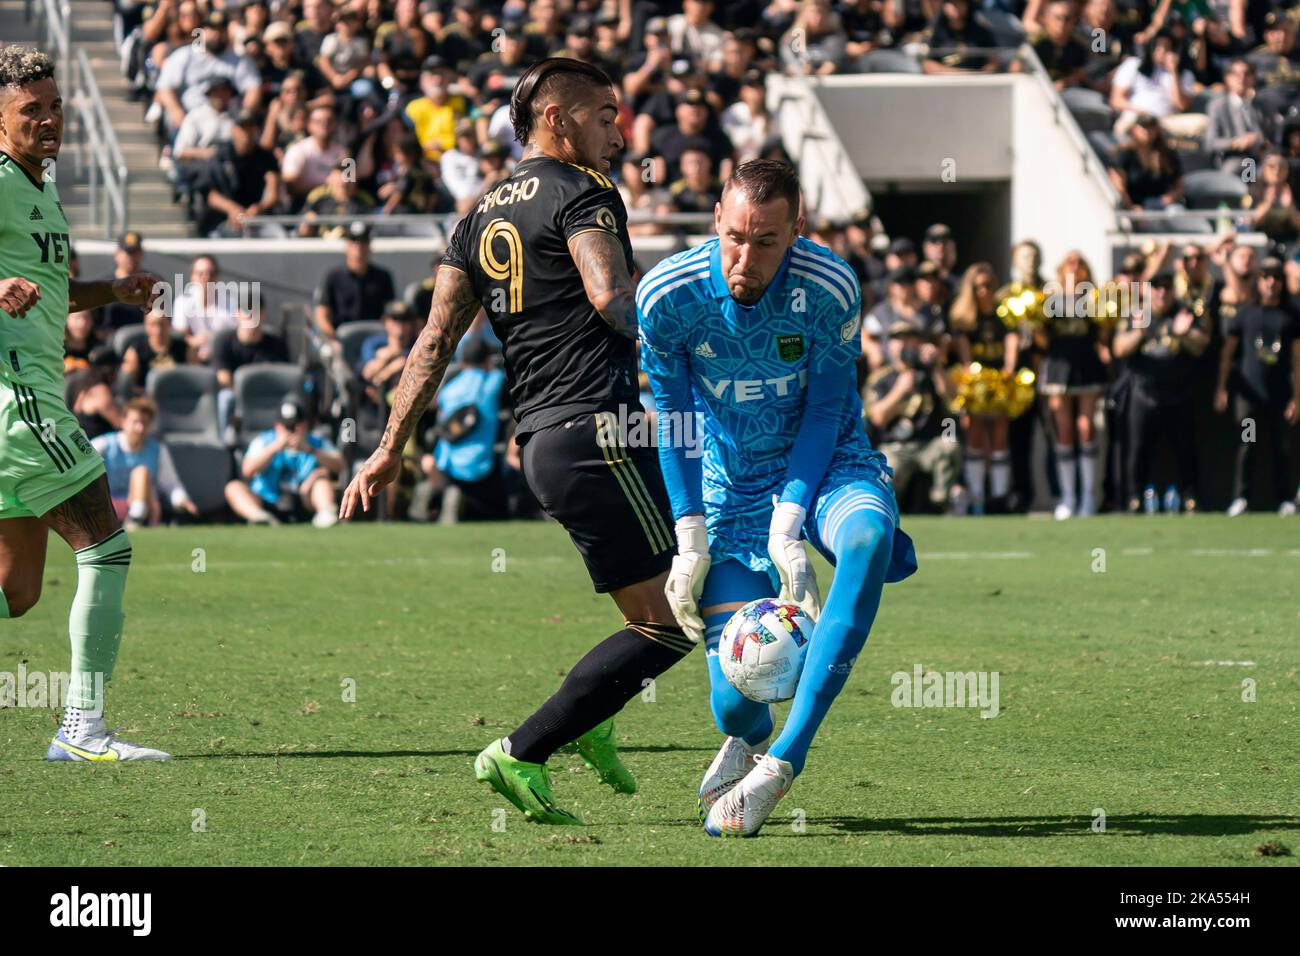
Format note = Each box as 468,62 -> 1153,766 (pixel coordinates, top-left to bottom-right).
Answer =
784,74 -> 1119,275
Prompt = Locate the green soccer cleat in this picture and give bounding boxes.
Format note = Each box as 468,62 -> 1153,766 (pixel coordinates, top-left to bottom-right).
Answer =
474,739 -> 582,825
574,718 -> 637,794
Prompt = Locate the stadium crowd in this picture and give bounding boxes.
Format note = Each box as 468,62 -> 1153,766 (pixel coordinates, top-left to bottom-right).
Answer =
49,0 -> 1300,525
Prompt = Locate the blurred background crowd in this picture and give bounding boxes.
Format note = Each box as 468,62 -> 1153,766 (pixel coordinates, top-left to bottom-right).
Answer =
44,0 -> 1300,525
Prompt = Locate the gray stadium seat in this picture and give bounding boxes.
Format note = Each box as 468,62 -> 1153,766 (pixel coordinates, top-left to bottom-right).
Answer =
146,365 -> 221,442
232,362 -> 306,446
977,9 -> 1026,48
1061,87 -> 1107,112
1181,169 -> 1249,209
337,321 -> 385,374
165,439 -> 232,515
113,323 -> 147,358
1178,148 -> 1218,174
1068,103 -> 1115,134
1087,130 -> 1118,167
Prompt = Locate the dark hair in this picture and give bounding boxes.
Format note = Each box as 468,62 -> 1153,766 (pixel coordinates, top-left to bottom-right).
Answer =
1138,31 -> 1181,79
720,159 -> 801,220
0,46 -> 55,90
509,57 -> 614,144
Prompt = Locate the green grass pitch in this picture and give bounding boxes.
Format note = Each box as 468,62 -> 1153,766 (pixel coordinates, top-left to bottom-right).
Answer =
0,516 -> 1296,866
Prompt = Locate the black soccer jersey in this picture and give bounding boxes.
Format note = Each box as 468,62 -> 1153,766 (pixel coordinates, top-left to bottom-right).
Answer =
441,156 -> 641,437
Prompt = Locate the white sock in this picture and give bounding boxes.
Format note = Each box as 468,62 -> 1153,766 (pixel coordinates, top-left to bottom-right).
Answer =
1055,445 -> 1078,510
989,452 -> 1011,499
964,456 -> 987,505
61,705 -> 105,741
1079,443 -> 1099,511
127,499 -> 148,522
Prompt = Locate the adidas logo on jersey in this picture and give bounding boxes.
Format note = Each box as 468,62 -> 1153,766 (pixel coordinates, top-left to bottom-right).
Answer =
29,205 -> 42,221
694,341 -> 717,359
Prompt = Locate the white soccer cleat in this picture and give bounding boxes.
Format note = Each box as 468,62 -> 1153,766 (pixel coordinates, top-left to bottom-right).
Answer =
1280,501 -> 1297,517
1053,502 -> 1074,521
1226,497 -> 1248,517
46,728 -> 171,762
312,509 -> 339,528
698,733 -> 769,820
703,753 -> 794,838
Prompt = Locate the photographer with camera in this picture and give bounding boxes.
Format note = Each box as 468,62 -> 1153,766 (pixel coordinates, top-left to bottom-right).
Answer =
865,320 -> 961,513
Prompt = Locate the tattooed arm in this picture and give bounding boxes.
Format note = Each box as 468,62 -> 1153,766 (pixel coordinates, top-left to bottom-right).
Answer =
568,229 -> 639,341
339,265 -> 481,518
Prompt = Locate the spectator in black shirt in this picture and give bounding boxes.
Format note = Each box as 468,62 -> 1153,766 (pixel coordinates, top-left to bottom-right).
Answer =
121,308 -> 192,396
99,231 -> 148,332
1216,258 -> 1300,514
465,20 -> 534,101
924,0 -> 1000,74
866,321 -> 961,512
665,143 -> 722,215
201,110 -> 282,237
437,0 -> 491,72
1033,0 -> 1090,89
314,222 -> 397,342
300,159 -> 379,237
649,87 -> 735,183
1113,272 -> 1208,511
1110,114 -> 1184,211
212,314 -> 290,435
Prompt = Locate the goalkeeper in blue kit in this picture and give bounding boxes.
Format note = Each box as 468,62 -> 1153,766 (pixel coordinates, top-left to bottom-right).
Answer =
637,160 -> 918,837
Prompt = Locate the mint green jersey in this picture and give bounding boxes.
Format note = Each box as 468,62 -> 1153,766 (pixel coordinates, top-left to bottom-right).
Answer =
0,149 -> 72,392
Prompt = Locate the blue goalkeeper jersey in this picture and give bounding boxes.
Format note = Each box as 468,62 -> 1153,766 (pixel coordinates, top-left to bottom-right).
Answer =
638,236 -> 890,569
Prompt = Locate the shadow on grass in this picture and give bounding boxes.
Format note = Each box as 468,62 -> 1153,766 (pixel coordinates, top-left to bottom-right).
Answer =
810,814 -> 1300,838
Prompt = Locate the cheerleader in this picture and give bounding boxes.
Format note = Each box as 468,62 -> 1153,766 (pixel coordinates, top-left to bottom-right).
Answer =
950,263 -> 1020,514
1038,251 -> 1111,519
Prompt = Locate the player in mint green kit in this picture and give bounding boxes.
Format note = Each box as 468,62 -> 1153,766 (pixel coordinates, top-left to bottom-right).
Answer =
639,160 -> 918,836
0,46 -> 167,760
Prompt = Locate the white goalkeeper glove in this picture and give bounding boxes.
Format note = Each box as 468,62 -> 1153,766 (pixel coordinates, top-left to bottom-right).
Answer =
768,500 -> 821,621
664,514 -> 711,645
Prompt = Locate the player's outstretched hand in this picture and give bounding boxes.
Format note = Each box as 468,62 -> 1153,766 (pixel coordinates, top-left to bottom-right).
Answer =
665,514 -> 711,644
768,501 -> 822,621
339,445 -> 402,520
0,277 -> 40,317
113,273 -> 166,314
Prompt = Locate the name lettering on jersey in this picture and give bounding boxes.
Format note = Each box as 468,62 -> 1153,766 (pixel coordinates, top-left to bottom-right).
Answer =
475,175 -> 540,215
702,370 -> 807,403
30,231 -> 71,265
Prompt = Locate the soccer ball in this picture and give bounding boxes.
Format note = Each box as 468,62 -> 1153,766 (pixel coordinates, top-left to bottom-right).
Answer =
718,599 -> 814,703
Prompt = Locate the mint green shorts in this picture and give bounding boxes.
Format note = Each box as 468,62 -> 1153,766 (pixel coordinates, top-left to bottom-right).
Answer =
0,377 -> 105,519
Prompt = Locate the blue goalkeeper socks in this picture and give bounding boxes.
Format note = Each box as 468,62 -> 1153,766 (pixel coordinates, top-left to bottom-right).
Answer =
768,508 -> 892,776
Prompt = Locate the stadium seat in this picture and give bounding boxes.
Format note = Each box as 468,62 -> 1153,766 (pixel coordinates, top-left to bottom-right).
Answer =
1067,103 -> 1115,135
977,9 -> 1026,47
1182,169 -> 1249,209
1086,130 -> 1119,167
146,366 -> 221,443
233,362 -> 306,446
165,438 -> 233,516
1060,87 -> 1107,112
860,49 -> 922,74
337,321 -> 385,375
113,323 -> 148,359
1178,149 -> 1218,174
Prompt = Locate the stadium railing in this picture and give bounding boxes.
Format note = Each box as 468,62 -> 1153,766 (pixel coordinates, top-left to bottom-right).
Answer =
71,46 -> 130,237
238,210 -> 715,239
27,0 -> 130,237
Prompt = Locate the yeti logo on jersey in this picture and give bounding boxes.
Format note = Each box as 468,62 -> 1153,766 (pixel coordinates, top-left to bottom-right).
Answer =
776,334 -> 804,362
701,370 -> 807,403
841,314 -> 861,343
695,341 -> 717,358
30,231 -> 71,264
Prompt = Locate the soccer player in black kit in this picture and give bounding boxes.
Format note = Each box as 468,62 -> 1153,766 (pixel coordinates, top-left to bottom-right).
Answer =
340,59 -> 692,824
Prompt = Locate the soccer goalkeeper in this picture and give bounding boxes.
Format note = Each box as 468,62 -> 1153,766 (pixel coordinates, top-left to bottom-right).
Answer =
638,160 -> 918,836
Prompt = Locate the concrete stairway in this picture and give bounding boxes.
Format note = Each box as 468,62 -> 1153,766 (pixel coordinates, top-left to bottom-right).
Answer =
0,0 -> 195,239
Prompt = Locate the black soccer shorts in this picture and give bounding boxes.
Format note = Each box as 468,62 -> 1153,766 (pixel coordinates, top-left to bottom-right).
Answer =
519,410 -> 675,593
